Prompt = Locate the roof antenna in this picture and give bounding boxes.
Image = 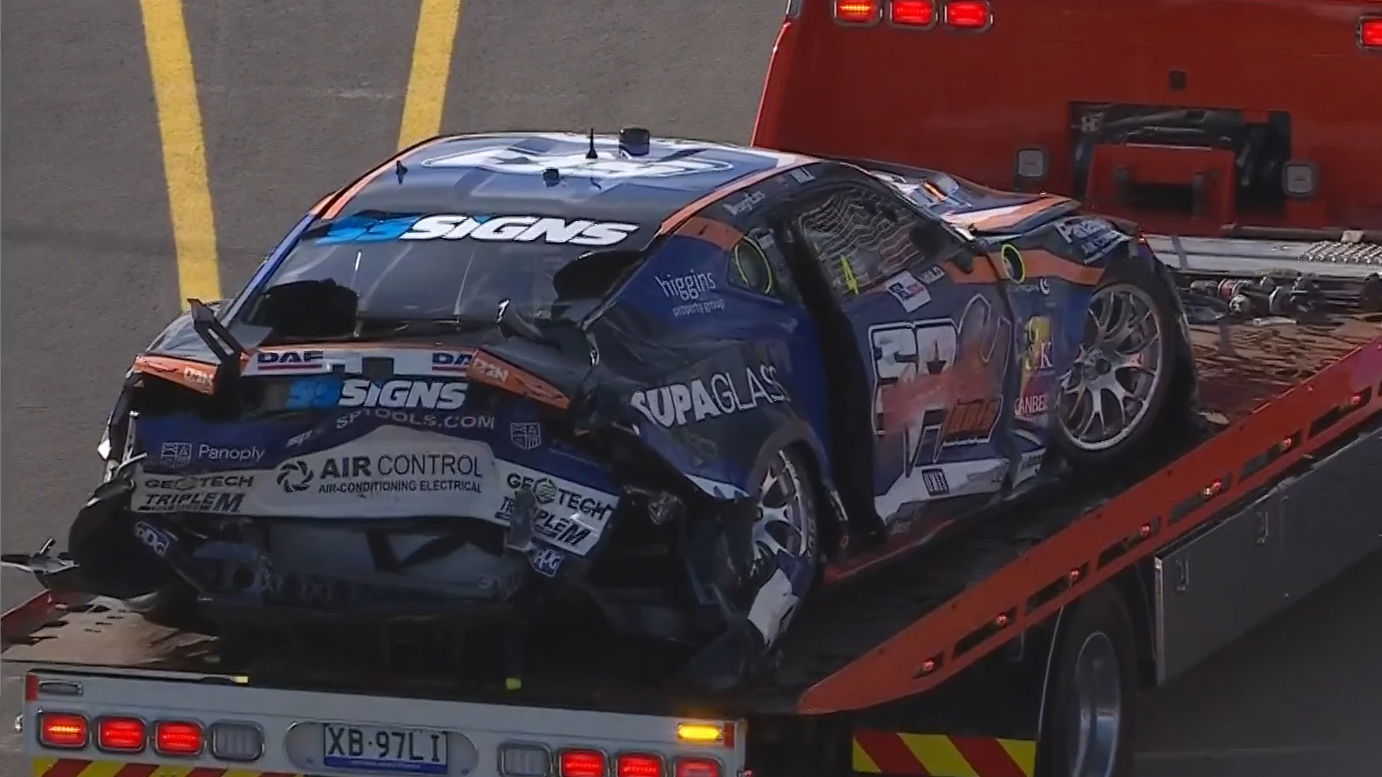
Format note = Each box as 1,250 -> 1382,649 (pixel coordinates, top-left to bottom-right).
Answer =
394,159 -> 408,183
585,127 -> 598,160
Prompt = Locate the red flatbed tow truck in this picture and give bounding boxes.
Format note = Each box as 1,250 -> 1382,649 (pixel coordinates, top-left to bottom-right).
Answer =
7,3 -> 1382,776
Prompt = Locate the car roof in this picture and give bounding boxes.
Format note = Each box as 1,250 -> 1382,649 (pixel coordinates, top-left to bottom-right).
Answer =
321,131 -> 813,237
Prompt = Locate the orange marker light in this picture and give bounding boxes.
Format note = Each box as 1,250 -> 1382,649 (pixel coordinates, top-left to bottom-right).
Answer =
836,0 -> 880,23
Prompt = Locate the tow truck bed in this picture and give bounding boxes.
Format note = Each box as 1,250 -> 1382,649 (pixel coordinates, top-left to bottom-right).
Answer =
9,303 -> 1380,718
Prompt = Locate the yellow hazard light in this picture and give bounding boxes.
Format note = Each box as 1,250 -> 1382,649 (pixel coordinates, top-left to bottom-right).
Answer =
676,724 -> 723,744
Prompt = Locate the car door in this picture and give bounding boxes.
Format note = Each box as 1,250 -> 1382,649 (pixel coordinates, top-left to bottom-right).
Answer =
781,180 -> 1018,526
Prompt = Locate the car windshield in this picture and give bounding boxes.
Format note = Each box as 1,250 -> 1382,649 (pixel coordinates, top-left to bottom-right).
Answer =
245,212 -> 636,326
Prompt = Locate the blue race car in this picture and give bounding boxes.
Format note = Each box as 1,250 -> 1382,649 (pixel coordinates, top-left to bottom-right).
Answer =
13,129 -> 1194,689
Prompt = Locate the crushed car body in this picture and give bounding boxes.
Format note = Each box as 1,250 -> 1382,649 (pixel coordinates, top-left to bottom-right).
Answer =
5,129 -> 1195,691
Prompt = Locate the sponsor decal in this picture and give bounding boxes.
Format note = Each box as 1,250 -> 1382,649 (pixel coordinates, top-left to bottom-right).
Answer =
334,408 -> 494,433
999,244 -> 1027,283
673,298 -> 726,317
1013,277 -> 1052,296
630,363 -> 788,428
656,271 -> 718,302
142,473 -> 256,491
420,145 -> 735,179
509,421 -> 542,451
276,451 -> 485,496
498,472 -> 617,552
132,520 -> 174,557
470,354 -> 510,384
917,265 -> 947,285
133,472 -> 255,515
402,215 -> 637,246
920,468 -> 949,497
884,270 -> 932,312
286,375 -> 344,409
871,298 -> 1012,480
1054,218 -> 1126,264
724,190 -> 766,217
940,398 -> 1002,445
276,460 -> 314,492
530,547 -> 564,578
431,351 -> 473,374
255,349 -> 325,371
1015,391 -> 1049,419
1022,317 -> 1055,374
315,212 -> 638,247
135,490 -> 246,514
183,365 -> 215,388
286,429 -> 315,448
502,472 -> 613,521
338,378 -> 467,411
159,441 -> 265,466
160,441 -> 193,468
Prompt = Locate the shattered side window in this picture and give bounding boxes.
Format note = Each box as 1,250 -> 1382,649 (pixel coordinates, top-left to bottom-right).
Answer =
792,187 -> 927,300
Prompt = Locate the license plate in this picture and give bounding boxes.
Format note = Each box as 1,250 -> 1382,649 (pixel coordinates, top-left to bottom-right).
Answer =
323,722 -> 448,775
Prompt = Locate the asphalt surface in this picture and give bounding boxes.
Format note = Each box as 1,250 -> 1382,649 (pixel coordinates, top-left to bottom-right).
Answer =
1,2 -> 1380,775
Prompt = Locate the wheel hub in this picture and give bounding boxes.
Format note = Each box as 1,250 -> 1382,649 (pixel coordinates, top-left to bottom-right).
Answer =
1059,283 -> 1167,452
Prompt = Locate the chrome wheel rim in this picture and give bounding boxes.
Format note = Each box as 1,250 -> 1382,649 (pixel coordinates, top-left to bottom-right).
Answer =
1060,283 -> 1166,451
1066,631 -> 1123,777
755,452 -> 811,567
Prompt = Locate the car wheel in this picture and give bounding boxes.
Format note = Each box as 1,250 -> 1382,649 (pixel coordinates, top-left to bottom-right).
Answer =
1054,261 -> 1177,468
1038,585 -> 1138,777
746,447 -> 819,647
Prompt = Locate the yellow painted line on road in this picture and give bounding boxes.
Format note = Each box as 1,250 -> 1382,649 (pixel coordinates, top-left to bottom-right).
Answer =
398,0 -> 464,149
140,0 -> 221,305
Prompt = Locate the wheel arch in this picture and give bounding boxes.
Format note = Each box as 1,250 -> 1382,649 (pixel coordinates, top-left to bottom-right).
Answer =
745,422 -> 849,561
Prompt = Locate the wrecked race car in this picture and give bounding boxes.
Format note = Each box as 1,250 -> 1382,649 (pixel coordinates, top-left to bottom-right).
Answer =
5,129 -> 1194,690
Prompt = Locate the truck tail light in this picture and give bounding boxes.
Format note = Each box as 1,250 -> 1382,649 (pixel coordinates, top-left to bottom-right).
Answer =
38,712 -> 88,749
154,720 -> 204,756
97,717 -> 146,752
891,0 -> 936,27
673,758 -> 721,777
834,0 -> 881,24
617,753 -> 664,777
1360,17 -> 1382,48
944,0 -> 991,30
560,749 -> 608,777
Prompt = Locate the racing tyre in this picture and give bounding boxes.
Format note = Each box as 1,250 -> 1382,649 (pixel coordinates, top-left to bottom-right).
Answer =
680,446 -> 820,692
1054,259 -> 1177,469
1039,585 -> 1138,777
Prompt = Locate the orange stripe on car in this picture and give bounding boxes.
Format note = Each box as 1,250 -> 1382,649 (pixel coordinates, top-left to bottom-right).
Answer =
671,216 -> 744,251
468,350 -> 571,411
1006,248 -> 1104,286
132,354 -> 219,395
943,195 -> 1071,232
658,158 -> 809,234
319,135 -> 455,220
